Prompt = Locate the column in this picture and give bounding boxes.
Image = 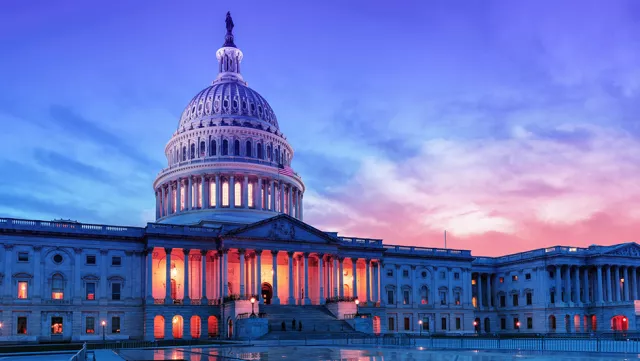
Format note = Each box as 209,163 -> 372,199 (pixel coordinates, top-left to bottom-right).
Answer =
287,252 -> 295,304
319,254 -> 325,304
606,266 -> 612,302
271,250 -> 280,304
257,178 -> 263,210
187,176 -> 192,210
288,186 -> 293,215
574,267 -> 580,304
99,249 -> 108,301
239,249 -> 245,299
168,183 -> 174,214
582,268 -> 589,303
243,175 -> 249,208
155,191 -> 160,219
564,266 -> 570,303
280,183 -> 285,213
333,257 -> 339,297
339,258 -> 345,297
250,253 -> 256,298
183,249 -> 191,304
303,253 -> 311,305
555,265 -> 561,303
614,266 -> 620,302
256,250 -> 263,304
486,273 -> 492,307
70,247 -> 79,300
175,179 -> 181,212
160,187 -> 166,217
146,248 -> 154,303
215,174 -> 221,209
212,253 -> 218,301
300,194 -> 304,221
222,250 -> 229,297
202,175 -> 209,208
375,262 -> 381,303
352,258 -> 358,299
623,267 -> 630,301
164,248 -> 172,304
477,273 -> 483,308
229,175 -> 235,208
632,267 -> 638,301
270,180 -> 275,211
395,265 -> 400,304
201,250 -> 208,302
365,259 -> 371,303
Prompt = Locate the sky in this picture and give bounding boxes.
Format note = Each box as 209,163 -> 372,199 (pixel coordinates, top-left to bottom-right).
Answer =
0,0 -> 639,256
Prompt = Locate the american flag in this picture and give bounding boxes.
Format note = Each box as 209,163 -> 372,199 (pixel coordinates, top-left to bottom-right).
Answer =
278,164 -> 296,177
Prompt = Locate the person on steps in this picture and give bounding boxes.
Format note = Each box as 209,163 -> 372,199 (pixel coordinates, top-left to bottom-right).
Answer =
292,318 -> 296,330
299,321 -> 302,332
281,321 -> 286,331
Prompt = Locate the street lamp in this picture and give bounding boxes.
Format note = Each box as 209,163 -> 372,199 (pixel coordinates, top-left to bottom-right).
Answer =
250,296 -> 256,317
418,320 -> 423,337
0,321 -> 3,336
355,298 -> 360,316
516,321 -> 521,332
473,320 -> 478,333
101,320 -> 106,343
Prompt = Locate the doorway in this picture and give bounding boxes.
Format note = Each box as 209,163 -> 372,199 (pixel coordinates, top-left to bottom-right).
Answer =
262,282 -> 273,304
51,317 -> 63,335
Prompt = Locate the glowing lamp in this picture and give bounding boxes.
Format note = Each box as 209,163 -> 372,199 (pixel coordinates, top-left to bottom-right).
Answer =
250,297 -> 256,304
418,320 -> 423,325
473,321 -> 477,326
355,299 -> 359,305
171,267 -> 177,278
623,317 -> 627,322
101,321 -> 106,326
516,321 -> 521,327
620,278 -> 625,283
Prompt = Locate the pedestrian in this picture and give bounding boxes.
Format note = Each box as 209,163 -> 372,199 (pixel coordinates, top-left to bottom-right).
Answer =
299,321 -> 302,332
281,321 -> 286,331
292,318 -> 296,330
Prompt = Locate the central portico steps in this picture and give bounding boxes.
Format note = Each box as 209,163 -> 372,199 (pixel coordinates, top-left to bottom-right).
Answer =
259,304 -> 355,339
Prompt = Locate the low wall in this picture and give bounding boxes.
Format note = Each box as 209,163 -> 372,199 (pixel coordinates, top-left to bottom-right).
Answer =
235,318 -> 268,340
414,337 -> 640,353
326,302 -> 356,319
346,317 -> 373,333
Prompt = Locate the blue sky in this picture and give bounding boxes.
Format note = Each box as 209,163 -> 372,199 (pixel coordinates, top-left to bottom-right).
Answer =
1,0 -> 639,255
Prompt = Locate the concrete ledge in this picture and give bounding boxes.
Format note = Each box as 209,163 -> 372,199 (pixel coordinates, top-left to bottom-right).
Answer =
94,349 -> 126,361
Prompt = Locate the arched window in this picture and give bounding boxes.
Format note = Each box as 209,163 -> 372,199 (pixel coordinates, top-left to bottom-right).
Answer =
172,315 -> 183,339
266,145 -> 272,161
222,181 -> 229,206
248,182 -> 254,208
275,150 -> 280,164
210,140 -> 217,156
222,140 -> 229,156
52,273 -> 64,299
200,141 -> 206,157
182,146 -> 186,161
234,182 -> 242,207
257,143 -> 263,159
420,286 -> 429,304
154,315 -> 165,339
190,144 -> 195,159
190,316 -> 201,339
209,181 -> 216,207
245,140 -> 252,157
234,140 -> 240,156
208,316 -> 219,337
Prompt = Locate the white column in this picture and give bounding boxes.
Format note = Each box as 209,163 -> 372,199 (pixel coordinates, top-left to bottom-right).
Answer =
176,179 -> 182,212
243,176 -> 249,208
352,258 -> 358,299
606,266 -> 612,302
319,254 -> 325,305
632,267 -> 638,301
229,175 -> 235,209
477,273 -> 483,308
99,249 -> 108,301
624,267 -> 630,301
485,273 -> 491,307
155,191 -> 160,219
160,187 -> 165,217
333,257 -> 339,297
201,250 -> 208,302
168,183 -> 174,214
582,268 -> 589,303
555,265 -> 562,303
202,175 -> 208,208
70,247 -> 80,301
250,253 -> 256,297
164,248 -> 172,304
279,183 -> 285,213
239,249 -> 245,299
339,258 -> 345,297
365,259 -> 371,303
288,186 -> 293,215
304,252 -> 311,305
257,178 -> 263,210
222,250 -> 229,297
287,252 -> 295,305
574,267 -> 580,304
271,250 -> 280,304
212,254 -> 218,301
256,250 -> 263,304
146,248 -> 154,303
187,176 -> 192,210
183,249 -> 191,304
215,174 -> 221,209
300,194 -> 303,221
614,266 -> 620,302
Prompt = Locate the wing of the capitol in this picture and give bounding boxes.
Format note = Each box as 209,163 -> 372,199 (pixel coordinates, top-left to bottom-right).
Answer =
1,14 -> 639,343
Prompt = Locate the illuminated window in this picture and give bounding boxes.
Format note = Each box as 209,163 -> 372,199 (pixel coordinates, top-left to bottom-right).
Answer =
234,182 -> 242,206
248,183 -> 254,208
499,277 -> 504,283
86,317 -> 95,334
197,182 -> 202,208
17,317 -> 27,334
210,182 -> 217,206
180,184 -> 185,211
512,275 -> 518,282
111,316 -> 121,334
52,274 -> 64,299
471,279 -> 476,285
267,191 -> 272,210
472,297 -> 477,308
222,182 -> 229,206
51,317 -> 63,334
86,282 -> 96,300
17,281 -> 28,299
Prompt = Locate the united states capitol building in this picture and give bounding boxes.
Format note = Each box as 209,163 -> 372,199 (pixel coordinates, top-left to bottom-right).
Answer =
0,14 -> 638,343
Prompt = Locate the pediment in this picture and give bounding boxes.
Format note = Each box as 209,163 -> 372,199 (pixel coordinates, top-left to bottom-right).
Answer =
604,243 -> 640,257
224,214 -> 337,244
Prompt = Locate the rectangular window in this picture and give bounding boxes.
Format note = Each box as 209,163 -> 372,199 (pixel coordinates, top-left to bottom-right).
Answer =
210,182 -> 217,207
455,292 -> 460,305
499,277 -> 504,283
439,291 -> 447,305
403,290 -> 409,305
512,275 -> 518,282
500,295 -> 505,307
404,317 -> 410,331
527,317 -> 533,329
86,317 -> 95,334
86,255 -> 96,265
512,294 -> 519,306
525,273 -> 531,280
550,290 -> 555,303
455,317 -> 461,330
18,252 -> 29,262
387,269 -> 393,277
402,270 -> 409,278
454,272 -> 460,280
388,317 -> 394,331
387,290 -> 394,305
51,317 -> 63,334
471,279 -> 476,285
111,256 -> 121,266
112,283 -> 121,300
441,317 -> 447,331
500,318 -> 506,330
526,292 -> 532,305
234,182 -> 242,207
111,316 -> 121,334
17,281 -> 28,299
17,317 -> 27,334
86,282 -> 96,300
248,183 -> 254,208
440,271 -> 446,279
549,271 -> 554,279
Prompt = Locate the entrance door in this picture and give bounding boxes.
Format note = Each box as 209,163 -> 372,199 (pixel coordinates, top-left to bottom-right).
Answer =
262,283 -> 273,304
51,317 -> 63,336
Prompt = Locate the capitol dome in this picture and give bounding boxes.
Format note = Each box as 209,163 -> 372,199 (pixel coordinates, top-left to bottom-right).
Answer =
177,81 -> 279,133
152,12 -> 304,226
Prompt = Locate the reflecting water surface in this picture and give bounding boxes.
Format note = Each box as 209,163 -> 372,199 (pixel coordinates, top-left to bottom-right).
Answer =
116,346 -> 640,361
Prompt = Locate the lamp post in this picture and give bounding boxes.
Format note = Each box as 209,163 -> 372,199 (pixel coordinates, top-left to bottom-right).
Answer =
0,321 -> 3,336
250,296 -> 256,317
418,320 -> 423,337
516,321 -> 521,333
473,320 -> 478,333
101,320 -> 106,343
355,298 -> 359,316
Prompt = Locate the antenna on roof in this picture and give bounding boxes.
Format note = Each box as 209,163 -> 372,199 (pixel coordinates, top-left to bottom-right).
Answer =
444,230 -> 447,249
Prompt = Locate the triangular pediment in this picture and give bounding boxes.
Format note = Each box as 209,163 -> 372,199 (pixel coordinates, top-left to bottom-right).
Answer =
603,242 -> 640,257
223,214 -> 338,244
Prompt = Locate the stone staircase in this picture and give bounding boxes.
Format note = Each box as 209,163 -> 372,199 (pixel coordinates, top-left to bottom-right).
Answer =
259,304 -> 356,339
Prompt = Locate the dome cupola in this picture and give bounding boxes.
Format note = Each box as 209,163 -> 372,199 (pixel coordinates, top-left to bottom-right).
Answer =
152,12 -> 305,226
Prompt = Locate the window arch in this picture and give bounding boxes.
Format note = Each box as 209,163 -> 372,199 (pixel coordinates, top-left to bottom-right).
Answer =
248,182 -> 254,208
190,144 -> 195,159
182,146 -> 186,161
222,140 -> 229,156
154,315 -> 165,339
245,140 -> 252,157
420,285 -> 429,304
222,181 -> 229,206
234,182 -> 242,207
275,150 -> 280,164
234,140 -> 240,156
210,140 -> 217,156
266,145 -> 272,161
257,143 -> 263,159
52,273 -> 64,299
190,316 -> 201,338
200,141 -> 206,157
